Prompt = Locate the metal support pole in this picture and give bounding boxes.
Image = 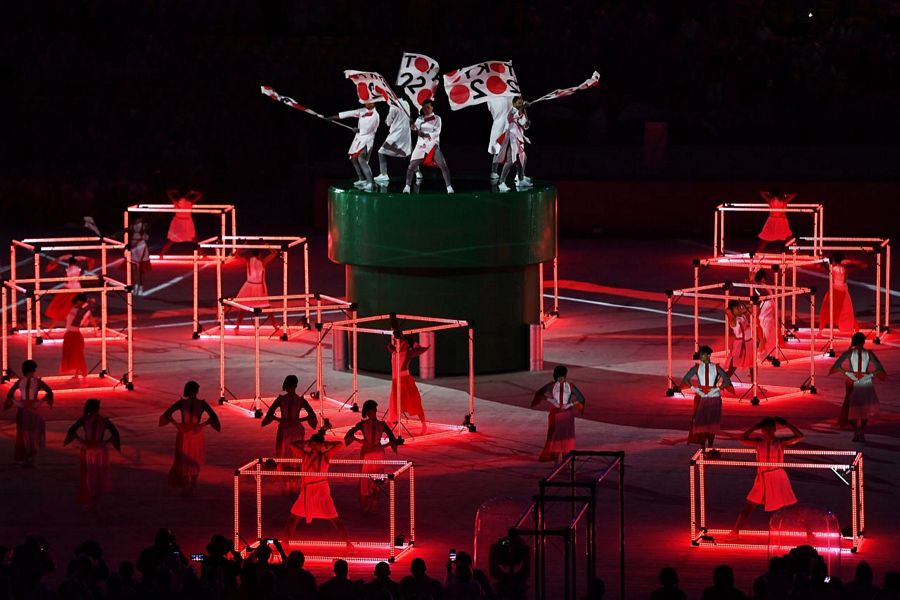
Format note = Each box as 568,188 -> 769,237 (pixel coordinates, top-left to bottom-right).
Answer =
25,297 -> 33,360
126,288 -> 134,385
389,478 -> 396,560
693,266 -> 700,352
100,282 -> 109,373
33,252 -> 41,333
751,301 -> 759,402
1,287 -> 7,377
219,300 -> 226,401
666,294 -> 673,391
254,312 -> 261,412
409,465 -> 416,544
875,250 -> 882,340
469,328 -> 476,426
256,462 -> 263,540
10,245 -> 17,328
886,244 -> 891,332
809,295 -> 816,389
553,256 -> 559,315
282,250 -> 289,333
539,262 -> 544,325
713,210 -> 719,258
192,247 -> 200,336
303,243 -> 310,324
231,209 -> 237,254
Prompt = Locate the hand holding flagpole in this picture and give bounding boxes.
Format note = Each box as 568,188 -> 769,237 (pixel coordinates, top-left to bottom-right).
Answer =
260,86 -> 356,131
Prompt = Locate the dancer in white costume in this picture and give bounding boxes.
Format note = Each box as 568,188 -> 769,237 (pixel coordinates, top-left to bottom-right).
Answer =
329,102 -> 380,192
498,97 -> 532,192
487,96 -> 513,180
375,98 -> 412,183
404,99 -> 453,194
681,345 -> 734,451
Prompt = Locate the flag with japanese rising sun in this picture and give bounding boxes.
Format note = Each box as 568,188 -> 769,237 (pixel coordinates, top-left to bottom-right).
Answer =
343,70 -> 406,113
442,60 -> 520,110
396,52 -> 440,109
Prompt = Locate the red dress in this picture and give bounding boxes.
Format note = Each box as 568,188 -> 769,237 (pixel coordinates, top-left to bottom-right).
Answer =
726,315 -> 754,370
537,382 -> 580,462
274,393 -> 310,493
357,419 -> 387,503
746,438 -> 797,511
819,264 -> 858,332
60,306 -> 89,374
758,198 -> 793,241
290,450 -> 338,522
78,415 -> 112,503
167,198 -> 196,242
45,265 -> 83,322
236,257 -> 270,307
167,400 -> 209,488
388,340 -> 427,422
9,376 -> 49,461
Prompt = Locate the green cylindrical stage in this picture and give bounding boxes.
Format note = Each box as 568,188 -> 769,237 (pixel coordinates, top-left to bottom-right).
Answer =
328,181 -> 556,374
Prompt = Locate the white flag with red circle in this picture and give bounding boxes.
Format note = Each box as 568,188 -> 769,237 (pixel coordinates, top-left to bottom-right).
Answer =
442,60 -> 521,111
395,52 -> 440,109
343,70 -> 407,115
528,71 -> 601,105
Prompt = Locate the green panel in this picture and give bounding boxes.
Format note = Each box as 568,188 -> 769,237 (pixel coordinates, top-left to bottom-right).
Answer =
347,265 -> 540,374
328,181 -> 556,268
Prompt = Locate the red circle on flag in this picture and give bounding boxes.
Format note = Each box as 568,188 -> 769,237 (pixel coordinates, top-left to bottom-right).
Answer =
489,62 -> 506,73
375,85 -> 388,99
357,83 -> 370,101
486,76 -> 507,94
414,57 -> 429,72
417,88 -> 433,105
445,69 -> 459,81
449,84 -> 470,105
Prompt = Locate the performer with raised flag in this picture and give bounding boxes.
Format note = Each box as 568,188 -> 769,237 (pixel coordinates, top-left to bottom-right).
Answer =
329,101 -> 380,192
404,99 -> 453,194
498,96 -> 532,192
374,97 -> 412,184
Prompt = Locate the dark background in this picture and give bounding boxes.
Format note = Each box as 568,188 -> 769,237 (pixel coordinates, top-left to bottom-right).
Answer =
2,0 -> 900,237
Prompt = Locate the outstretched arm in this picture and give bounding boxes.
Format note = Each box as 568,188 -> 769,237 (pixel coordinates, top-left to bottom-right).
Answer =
530,382 -> 554,408
64,418 -> 85,446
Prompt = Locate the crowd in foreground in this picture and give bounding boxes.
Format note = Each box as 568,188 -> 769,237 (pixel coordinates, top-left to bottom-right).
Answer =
1,529 -> 899,600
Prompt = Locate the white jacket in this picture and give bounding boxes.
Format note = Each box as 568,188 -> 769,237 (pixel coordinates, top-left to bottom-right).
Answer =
339,107 -> 380,156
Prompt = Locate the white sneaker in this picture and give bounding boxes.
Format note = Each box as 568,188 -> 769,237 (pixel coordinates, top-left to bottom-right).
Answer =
374,174 -> 390,183
446,186 -> 454,194
364,183 -> 375,192
352,180 -> 366,188
415,171 -> 423,180
498,182 -> 510,192
402,185 -> 411,193
490,172 -> 500,181
516,179 -> 533,189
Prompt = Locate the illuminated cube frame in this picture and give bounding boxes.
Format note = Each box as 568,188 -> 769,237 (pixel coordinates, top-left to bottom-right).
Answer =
692,255 -> 833,364
192,235 -> 310,340
233,457 -> 415,564
689,448 -> 865,554
1,276 -> 135,391
7,236 -> 127,334
312,314 -> 476,438
713,202 -> 824,258
665,282 -> 817,404
123,203 -> 237,262
786,237 -> 891,345
217,295 -> 355,416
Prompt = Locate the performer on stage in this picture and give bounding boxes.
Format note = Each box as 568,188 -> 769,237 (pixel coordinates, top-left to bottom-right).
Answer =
285,433 -> 353,550
128,217 -> 151,294
387,333 -> 429,434
680,346 -> 734,452
819,252 -> 865,334
44,254 -> 93,332
231,249 -> 281,334
487,96 -> 513,180
752,270 -> 778,364
159,190 -> 202,259
756,188 -> 796,254
404,99 -> 454,194
64,399 -> 121,509
375,98 -> 413,183
330,102 -> 380,192
530,365 -> 586,462
3,360 -> 53,468
725,300 -> 763,379
344,400 -> 400,514
728,417 -> 803,537
498,97 -> 532,192
159,381 -> 221,497
262,375 -> 318,494
829,332 -> 885,442
60,294 -> 95,382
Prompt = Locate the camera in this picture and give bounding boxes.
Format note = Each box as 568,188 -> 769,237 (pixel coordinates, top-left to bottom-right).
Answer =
191,553 -> 205,562
449,548 -> 457,561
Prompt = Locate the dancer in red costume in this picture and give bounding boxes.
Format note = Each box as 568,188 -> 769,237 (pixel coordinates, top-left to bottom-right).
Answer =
44,254 -> 93,332
681,346 -> 734,452
3,360 -> 53,467
829,332 -> 886,442
64,399 -> 121,510
725,300 -> 764,379
231,249 -> 281,334
727,417 -> 803,538
60,294 -> 95,382
387,333 -> 429,434
159,381 -> 221,497
344,400 -> 400,514
284,432 -> 353,550
819,252 -> 865,334
159,190 -> 202,259
756,188 -> 796,254
262,375 -> 318,494
531,365 -> 586,462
